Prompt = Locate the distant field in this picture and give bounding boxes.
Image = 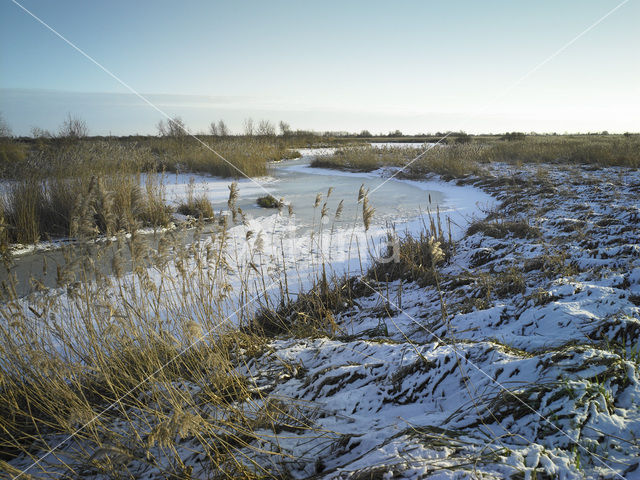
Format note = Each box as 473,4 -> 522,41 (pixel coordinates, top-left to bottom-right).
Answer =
312,133 -> 640,179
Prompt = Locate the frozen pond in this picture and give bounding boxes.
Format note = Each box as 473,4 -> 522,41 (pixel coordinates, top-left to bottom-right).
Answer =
0,148 -> 493,296
163,154 -> 445,234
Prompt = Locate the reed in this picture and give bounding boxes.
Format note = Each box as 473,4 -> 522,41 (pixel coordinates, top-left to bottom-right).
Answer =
0,220 -> 305,477
0,180 -> 388,477
312,144 -> 484,179
311,134 -> 640,180
478,134 -> 640,167
150,136 -> 289,177
0,136 -> 304,247
5,137 -> 630,477
311,145 -> 406,172
176,178 -> 215,219
1,173 -> 173,245
256,194 -> 283,209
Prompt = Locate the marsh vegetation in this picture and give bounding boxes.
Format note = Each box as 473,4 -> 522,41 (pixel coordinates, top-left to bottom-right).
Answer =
312,133 -> 640,180
0,118 -> 309,249
1,117 -> 639,477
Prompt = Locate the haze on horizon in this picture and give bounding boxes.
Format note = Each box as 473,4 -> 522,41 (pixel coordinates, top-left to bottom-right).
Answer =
1,0 -> 638,136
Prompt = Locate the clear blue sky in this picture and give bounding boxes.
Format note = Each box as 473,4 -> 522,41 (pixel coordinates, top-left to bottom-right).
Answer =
1,0 -> 638,135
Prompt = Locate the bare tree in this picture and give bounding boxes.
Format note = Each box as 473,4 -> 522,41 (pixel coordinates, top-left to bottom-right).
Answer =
156,119 -> 166,136
243,117 -> 254,136
257,119 -> 276,136
31,126 -> 53,139
0,113 -> 12,138
279,120 -> 291,136
58,113 -> 88,139
157,116 -> 187,137
209,121 -> 219,136
218,120 -> 229,137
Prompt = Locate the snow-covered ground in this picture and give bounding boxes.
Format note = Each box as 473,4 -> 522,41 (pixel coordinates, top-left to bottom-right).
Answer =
237,164 -> 640,478
6,163 -> 640,478
158,172 -> 278,207
207,163 -> 638,479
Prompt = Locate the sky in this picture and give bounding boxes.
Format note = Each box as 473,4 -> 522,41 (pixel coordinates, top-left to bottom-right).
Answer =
1,0 -> 638,136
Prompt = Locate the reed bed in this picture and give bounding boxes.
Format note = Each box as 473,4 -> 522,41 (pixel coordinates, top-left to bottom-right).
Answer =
0,140 -> 153,180
0,142 -> 169,246
149,137 -> 280,177
311,145 -> 408,172
0,135 -> 296,249
311,134 -> 640,180
0,232 -> 273,477
312,144 -> 485,179
0,172 -> 172,245
3,161 -> 633,477
176,178 -> 215,219
0,186 -> 398,478
479,134 -> 640,167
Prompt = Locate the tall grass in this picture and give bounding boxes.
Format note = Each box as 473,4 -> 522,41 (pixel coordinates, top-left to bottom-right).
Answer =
176,177 -> 215,219
0,136 -> 300,248
3,135 -> 285,180
4,180 -> 42,244
0,139 -> 27,177
311,145 -> 407,172
312,144 -> 485,178
0,141 -> 170,246
150,136 -> 290,177
3,140 -> 154,180
478,134 -> 640,167
0,190 -> 382,477
0,135 -> 635,476
1,173 -> 172,246
311,134 -> 640,179
0,225 -> 285,477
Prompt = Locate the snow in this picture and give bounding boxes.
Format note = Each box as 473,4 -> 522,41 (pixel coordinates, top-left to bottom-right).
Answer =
5,162 -> 640,478
157,171 -> 277,206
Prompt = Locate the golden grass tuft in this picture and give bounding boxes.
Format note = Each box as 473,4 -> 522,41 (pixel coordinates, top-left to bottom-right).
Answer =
176,178 -> 215,219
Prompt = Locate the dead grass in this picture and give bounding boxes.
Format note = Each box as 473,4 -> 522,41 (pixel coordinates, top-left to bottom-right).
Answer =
467,219 -> 540,239
479,134 -> 640,168
311,135 -> 640,182
0,185 -> 394,477
0,136 -> 297,247
250,275 -> 361,338
0,142 -> 174,247
312,144 -> 485,179
370,231 -> 449,287
311,145 -> 408,172
0,219 -> 321,477
1,146 -> 633,476
523,252 -> 581,279
256,194 -> 284,209
176,178 -> 215,219
151,136 -> 290,177
1,173 -> 172,245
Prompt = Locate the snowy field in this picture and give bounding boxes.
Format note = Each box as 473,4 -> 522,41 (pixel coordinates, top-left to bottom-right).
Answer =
234,163 -> 640,478
204,163 -> 639,479
5,162 -> 640,478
